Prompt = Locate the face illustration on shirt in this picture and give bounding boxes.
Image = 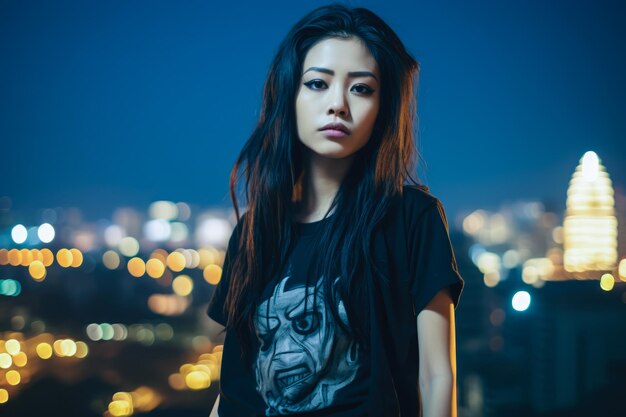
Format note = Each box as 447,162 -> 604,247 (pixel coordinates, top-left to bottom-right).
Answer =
254,274 -> 360,416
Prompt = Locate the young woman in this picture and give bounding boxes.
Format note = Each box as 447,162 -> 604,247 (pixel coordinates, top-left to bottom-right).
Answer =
207,4 -> 464,417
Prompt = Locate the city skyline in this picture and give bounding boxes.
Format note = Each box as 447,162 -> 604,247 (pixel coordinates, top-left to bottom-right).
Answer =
1,0 -> 625,220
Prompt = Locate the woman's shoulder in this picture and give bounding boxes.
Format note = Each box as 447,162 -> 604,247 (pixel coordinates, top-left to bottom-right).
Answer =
380,184 -> 441,232
401,184 -> 440,215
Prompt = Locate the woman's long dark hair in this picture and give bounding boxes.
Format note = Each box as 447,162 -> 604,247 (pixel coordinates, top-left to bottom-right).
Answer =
223,3 -> 422,366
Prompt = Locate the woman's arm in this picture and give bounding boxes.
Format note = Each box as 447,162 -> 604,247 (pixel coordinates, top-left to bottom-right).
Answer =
417,287 -> 457,417
206,317 -> 225,417
209,393 -> 220,417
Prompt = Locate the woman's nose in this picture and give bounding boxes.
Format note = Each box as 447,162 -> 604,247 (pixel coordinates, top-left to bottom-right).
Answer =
327,89 -> 348,116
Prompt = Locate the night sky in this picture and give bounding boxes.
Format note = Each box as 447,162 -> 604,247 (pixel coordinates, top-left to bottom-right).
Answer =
1,0 -> 624,222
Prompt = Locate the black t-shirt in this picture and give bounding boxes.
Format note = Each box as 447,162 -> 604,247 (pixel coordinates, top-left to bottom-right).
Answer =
207,185 -> 465,417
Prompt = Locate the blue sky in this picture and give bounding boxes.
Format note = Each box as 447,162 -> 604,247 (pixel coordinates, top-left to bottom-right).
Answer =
1,0 -> 624,221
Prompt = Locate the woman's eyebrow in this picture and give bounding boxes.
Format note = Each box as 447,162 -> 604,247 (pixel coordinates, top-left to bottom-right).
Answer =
303,66 -> 378,81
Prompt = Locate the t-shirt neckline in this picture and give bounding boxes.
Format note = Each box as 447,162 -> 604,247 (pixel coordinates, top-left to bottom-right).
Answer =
294,213 -> 335,237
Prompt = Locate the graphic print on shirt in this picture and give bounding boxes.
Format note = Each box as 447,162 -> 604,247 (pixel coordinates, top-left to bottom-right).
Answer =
254,273 -> 360,416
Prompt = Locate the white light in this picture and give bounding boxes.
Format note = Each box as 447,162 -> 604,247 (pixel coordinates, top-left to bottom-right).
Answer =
170,222 -> 189,243
196,217 -> 232,247
11,224 -> 27,244
581,151 -> 599,181
476,252 -> 501,274
149,201 -> 178,220
86,323 -> 103,341
502,250 -> 520,268
144,219 -> 172,242
37,223 -> 55,243
468,244 -> 486,265
118,237 -> 139,257
512,291 -> 531,312
104,225 -> 124,247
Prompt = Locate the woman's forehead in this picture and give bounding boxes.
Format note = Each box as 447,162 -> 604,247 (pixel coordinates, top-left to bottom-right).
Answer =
303,38 -> 378,76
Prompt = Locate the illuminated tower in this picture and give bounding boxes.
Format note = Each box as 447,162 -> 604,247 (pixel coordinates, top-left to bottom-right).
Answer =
563,151 -> 618,275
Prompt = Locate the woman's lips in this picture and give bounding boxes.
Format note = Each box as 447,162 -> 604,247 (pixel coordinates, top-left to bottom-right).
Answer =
320,129 -> 349,138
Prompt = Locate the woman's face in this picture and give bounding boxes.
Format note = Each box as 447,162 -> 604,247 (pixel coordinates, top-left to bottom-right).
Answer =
295,37 -> 380,160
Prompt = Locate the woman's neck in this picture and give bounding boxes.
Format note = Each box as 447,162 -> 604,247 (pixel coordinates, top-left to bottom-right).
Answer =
295,151 -> 354,222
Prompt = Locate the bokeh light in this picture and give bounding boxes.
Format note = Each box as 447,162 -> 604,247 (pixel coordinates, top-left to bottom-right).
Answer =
146,258 -> 165,278
600,273 -> 615,291
11,224 -> 27,244
127,257 -> 146,278
37,223 -> 55,243
167,251 -> 186,272
512,291 -> 531,312
203,264 -> 222,285
6,370 -> 21,385
103,250 -> 121,269
56,248 -> 73,268
36,343 -> 53,359
70,248 -> 83,267
28,260 -> 46,281
5,339 -> 21,355
119,237 -> 140,257
172,275 -> 193,296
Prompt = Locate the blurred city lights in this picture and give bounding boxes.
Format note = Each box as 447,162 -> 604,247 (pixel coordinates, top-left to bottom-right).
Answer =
0,279 -> 21,296
0,388 -> 8,404
154,323 -> 173,341
36,343 -> 53,359
147,294 -> 190,316
512,291 -> 531,312
166,251 -> 186,272
107,386 -> 161,416
101,323 -> 115,341
75,341 -> 89,358
483,271 -> 500,288
103,250 -> 121,269
198,248 -> 218,268
476,252 -> 501,274
5,339 -> 21,355
564,151 -> 618,273
172,275 -> 193,296
149,200 -> 178,220
119,237 -> 140,257
146,258 -> 165,278
40,248 -> 54,266
37,223 -> 55,243
86,323 -> 103,341
69,248 -> 83,267
0,353 -> 12,368
196,217 -> 232,247
19,248 -> 32,266
112,323 -> 128,341
105,225 -> 124,247
5,370 -> 20,385
144,219 -> 171,242
203,264 -> 222,285
600,273 -> 615,291
502,249 -> 521,268
170,222 -> 189,242
28,260 -> 46,281
11,224 -> 27,244
13,352 -> 27,367
56,248 -> 73,268
489,308 -> 506,326
127,257 -> 146,277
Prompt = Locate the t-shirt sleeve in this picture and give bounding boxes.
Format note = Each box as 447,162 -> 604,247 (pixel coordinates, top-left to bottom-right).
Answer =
407,198 -> 465,316
206,218 -> 243,327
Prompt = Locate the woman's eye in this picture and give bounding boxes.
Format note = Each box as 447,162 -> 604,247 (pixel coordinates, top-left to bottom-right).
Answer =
304,79 -> 327,90
352,84 -> 374,95
303,80 -> 374,95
